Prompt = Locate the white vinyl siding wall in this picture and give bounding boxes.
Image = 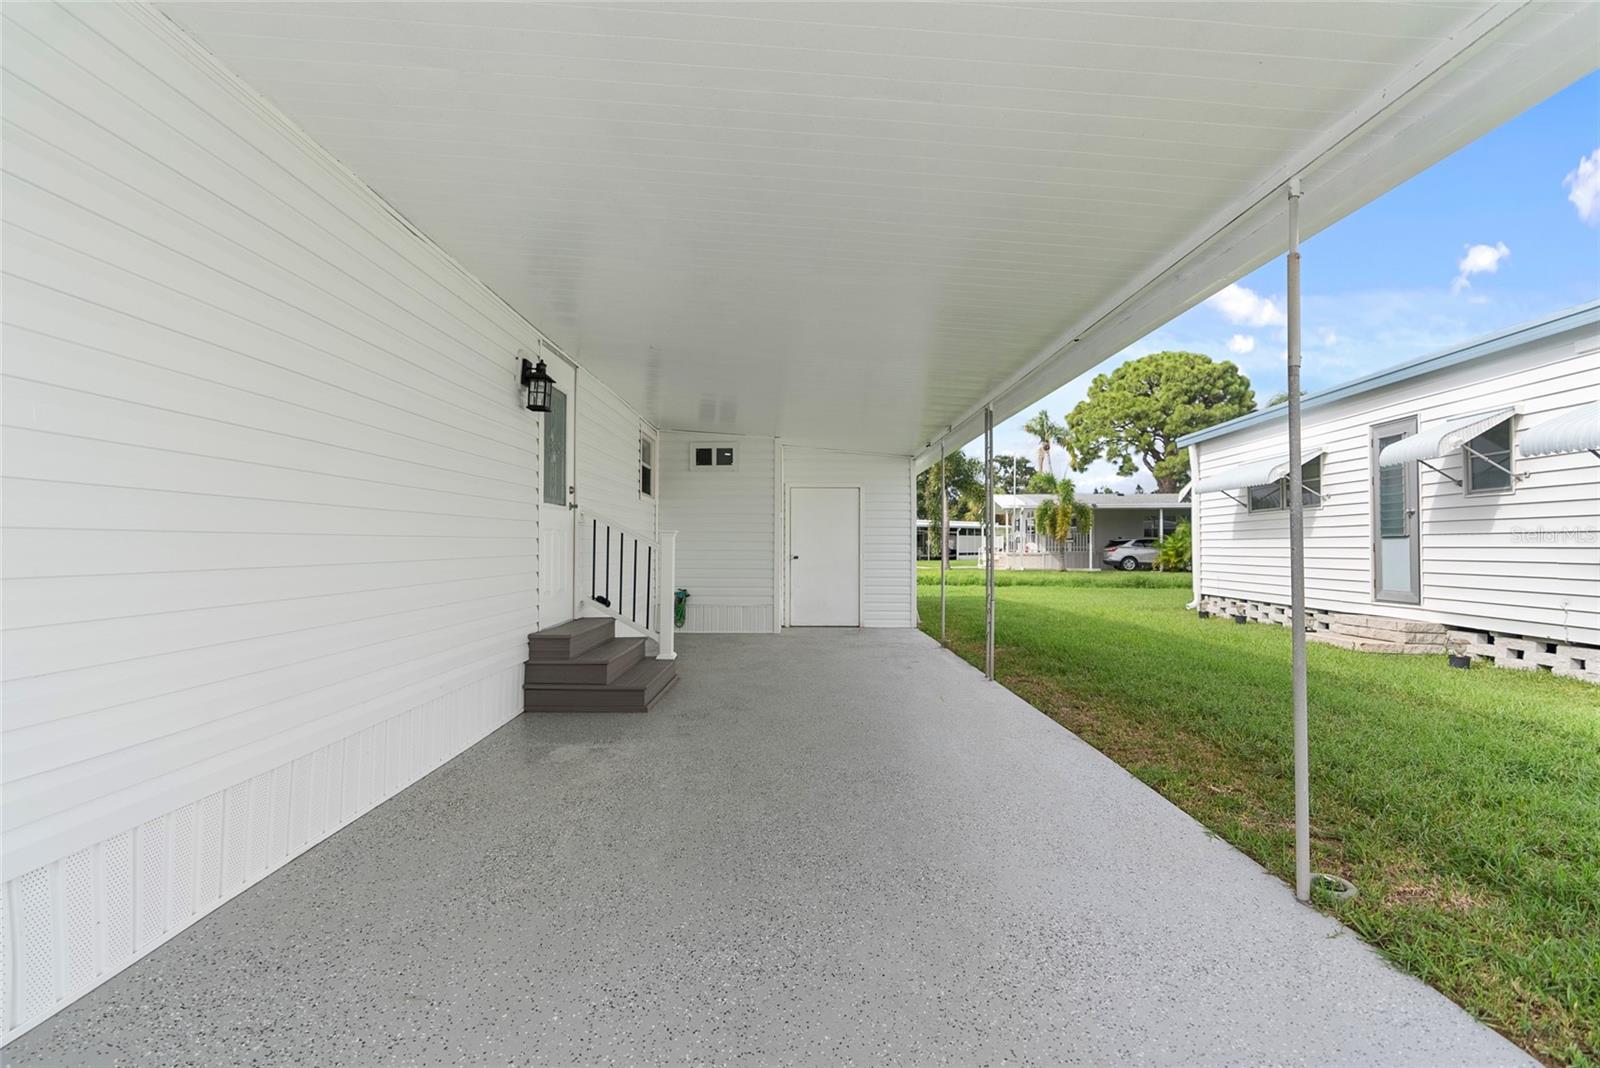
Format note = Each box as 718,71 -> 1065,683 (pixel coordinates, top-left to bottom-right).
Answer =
576,368 -> 656,539
781,447 -> 915,628
1191,330 -> 1600,646
659,433 -> 777,633
0,3 -> 648,1040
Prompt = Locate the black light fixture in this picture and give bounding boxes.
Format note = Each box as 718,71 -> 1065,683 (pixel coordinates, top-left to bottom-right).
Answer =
521,354 -> 554,413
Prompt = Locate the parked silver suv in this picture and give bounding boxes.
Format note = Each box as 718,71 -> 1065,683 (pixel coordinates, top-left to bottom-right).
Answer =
1102,537 -> 1158,571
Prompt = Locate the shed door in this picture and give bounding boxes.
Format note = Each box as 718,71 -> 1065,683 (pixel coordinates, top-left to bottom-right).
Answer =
789,487 -> 861,626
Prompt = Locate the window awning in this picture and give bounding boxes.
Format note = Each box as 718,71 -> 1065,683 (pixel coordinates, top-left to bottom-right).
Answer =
1520,401 -> 1600,458
1377,408 -> 1514,468
1192,449 -> 1324,495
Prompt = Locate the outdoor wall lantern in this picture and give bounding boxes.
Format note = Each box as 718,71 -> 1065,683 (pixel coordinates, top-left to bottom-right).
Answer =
521,354 -> 555,413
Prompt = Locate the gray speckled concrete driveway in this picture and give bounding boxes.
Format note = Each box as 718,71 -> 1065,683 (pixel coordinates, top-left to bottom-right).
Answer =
5,630 -> 1529,1067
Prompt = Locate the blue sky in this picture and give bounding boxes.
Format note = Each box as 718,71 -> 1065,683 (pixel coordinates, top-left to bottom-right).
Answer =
978,70 -> 1600,491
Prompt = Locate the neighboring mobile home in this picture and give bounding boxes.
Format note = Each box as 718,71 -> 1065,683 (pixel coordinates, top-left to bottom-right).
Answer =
2,0 -> 1593,1047
1180,305 -> 1600,682
993,494 -> 1190,570
915,520 -> 987,561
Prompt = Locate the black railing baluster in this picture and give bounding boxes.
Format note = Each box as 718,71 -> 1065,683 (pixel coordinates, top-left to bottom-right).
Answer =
590,518 -> 598,598
645,547 -> 652,629
604,525 -> 611,603
632,540 -> 639,621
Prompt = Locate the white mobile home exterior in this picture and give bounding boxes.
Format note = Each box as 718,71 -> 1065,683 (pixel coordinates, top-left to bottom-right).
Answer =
1180,306 -> 1600,679
4,0 -> 1594,1045
1,5 -> 918,1040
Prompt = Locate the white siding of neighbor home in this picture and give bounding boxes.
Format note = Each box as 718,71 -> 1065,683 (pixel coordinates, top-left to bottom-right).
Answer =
1190,328 -> 1600,646
576,368 -> 656,539
659,433 -> 778,633
0,3 -> 649,1041
781,446 -> 916,628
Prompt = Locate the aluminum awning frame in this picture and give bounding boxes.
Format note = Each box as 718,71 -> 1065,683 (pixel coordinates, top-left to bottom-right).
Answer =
912,3 -> 1596,470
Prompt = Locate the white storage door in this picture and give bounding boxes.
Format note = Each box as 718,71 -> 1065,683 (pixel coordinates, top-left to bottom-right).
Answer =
538,360 -> 577,626
789,487 -> 861,626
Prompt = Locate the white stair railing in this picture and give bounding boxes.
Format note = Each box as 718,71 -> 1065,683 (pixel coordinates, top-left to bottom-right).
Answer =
574,510 -> 677,659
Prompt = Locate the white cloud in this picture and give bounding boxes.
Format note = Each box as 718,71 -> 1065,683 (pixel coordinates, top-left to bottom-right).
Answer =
1451,241 -> 1509,294
1564,148 -> 1600,226
1226,333 -> 1256,354
1206,283 -> 1286,327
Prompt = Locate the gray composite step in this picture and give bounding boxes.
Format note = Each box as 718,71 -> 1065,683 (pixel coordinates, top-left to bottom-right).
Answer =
524,657 -> 678,714
527,617 -> 615,661
524,636 -> 646,686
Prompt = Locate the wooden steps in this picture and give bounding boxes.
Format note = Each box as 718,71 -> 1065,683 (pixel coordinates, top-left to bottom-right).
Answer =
524,617 -> 677,713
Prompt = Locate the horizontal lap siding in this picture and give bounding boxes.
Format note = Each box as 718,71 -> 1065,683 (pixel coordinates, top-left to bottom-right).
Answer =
781,447 -> 914,628
576,370 -> 655,537
1194,330 -> 1600,645
0,2 -> 627,1039
659,433 -> 776,632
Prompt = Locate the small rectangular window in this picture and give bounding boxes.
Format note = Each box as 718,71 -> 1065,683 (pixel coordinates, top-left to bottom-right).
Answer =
639,432 -> 655,497
691,441 -> 737,471
1247,455 -> 1321,512
1248,481 -> 1284,512
1463,419 -> 1513,494
1301,455 -> 1322,509
542,387 -> 567,506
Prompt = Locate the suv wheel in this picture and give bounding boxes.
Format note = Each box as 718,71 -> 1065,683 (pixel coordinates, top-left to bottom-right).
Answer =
1119,556 -> 1140,571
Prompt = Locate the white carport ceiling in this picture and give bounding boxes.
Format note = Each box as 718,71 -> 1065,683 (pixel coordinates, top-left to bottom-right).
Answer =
160,2 -> 1596,458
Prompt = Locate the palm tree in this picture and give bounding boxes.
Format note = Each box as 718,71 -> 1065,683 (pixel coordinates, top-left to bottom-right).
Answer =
1051,422 -> 1081,474
1023,409 -> 1063,477
1034,477 -> 1093,545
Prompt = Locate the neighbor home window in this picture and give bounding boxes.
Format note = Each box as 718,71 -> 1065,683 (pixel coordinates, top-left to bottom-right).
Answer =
639,432 -> 655,497
691,442 -> 737,470
1142,514 -> 1181,538
1463,420 -> 1513,494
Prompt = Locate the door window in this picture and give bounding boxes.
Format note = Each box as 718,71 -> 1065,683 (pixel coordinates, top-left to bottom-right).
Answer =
543,387 -> 567,506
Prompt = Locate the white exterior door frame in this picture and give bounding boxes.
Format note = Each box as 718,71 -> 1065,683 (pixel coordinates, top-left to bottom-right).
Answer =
786,483 -> 864,627
538,358 -> 578,628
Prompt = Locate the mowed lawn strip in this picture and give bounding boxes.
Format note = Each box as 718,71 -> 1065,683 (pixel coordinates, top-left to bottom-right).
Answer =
916,569 -> 1600,1067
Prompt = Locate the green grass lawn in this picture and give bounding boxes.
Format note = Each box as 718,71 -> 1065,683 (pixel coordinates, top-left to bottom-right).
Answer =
918,571 -> 1600,1066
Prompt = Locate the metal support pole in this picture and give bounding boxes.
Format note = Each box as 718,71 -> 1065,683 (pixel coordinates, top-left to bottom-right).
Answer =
939,438 -> 948,645
984,407 -> 996,680
1286,178 -> 1310,903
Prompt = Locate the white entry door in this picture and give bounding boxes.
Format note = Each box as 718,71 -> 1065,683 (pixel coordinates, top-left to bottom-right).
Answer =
538,357 -> 577,627
789,486 -> 861,626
